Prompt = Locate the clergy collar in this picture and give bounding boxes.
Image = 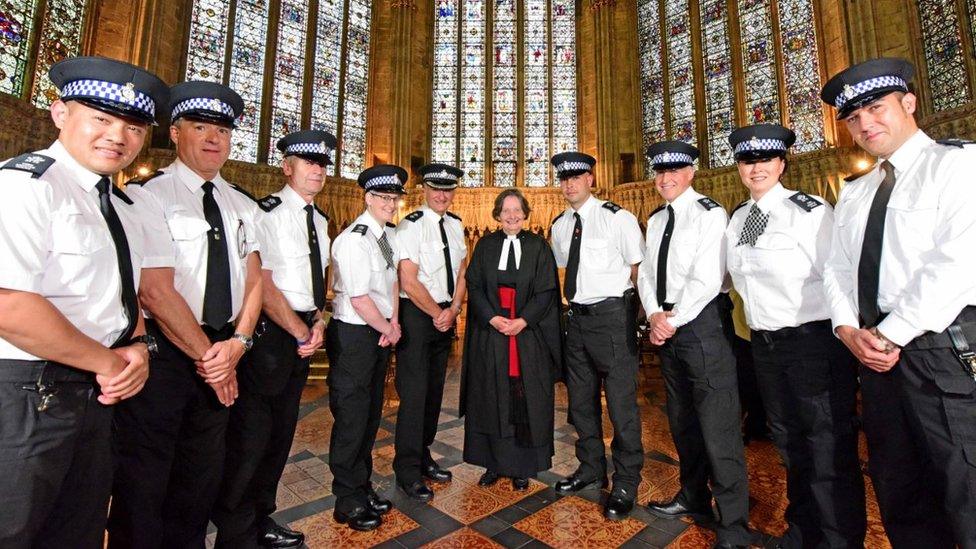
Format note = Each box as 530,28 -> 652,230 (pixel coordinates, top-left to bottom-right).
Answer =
279,183 -> 312,210
356,210 -> 386,238
173,158 -> 227,194
885,129 -> 931,175
753,182 -> 788,213
50,139 -> 104,193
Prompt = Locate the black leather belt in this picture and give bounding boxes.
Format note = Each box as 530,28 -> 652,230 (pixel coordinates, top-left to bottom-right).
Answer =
295,309 -> 318,327
751,319 -> 832,345
908,322 -> 976,350
568,294 -> 630,317
0,359 -> 94,383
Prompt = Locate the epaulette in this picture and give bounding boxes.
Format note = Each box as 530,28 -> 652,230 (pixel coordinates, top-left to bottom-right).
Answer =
1,153 -> 55,178
649,204 -> 666,218
351,224 -> 369,235
731,200 -> 750,215
257,195 -> 282,212
697,197 -> 721,211
551,211 -> 564,225
446,211 -> 462,222
111,186 -> 134,205
844,165 -> 873,183
788,191 -> 822,212
386,222 -> 396,228
314,204 -> 329,222
230,183 -> 258,202
937,138 -> 975,148
126,170 -> 163,186
405,210 -> 424,222
602,201 -> 622,213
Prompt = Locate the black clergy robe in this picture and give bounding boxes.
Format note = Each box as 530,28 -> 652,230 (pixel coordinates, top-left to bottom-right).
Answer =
459,229 -> 562,477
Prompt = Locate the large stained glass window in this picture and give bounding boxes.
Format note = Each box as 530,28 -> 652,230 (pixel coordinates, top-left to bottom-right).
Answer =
184,0 -> 373,174
778,0 -> 824,152
700,0 -> 734,166
916,0 -> 970,112
431,0 -> 578,187
637,0 -> 664,174
0,0 -> 90,106
665,0 -> 695,145
738,0 -> 779,124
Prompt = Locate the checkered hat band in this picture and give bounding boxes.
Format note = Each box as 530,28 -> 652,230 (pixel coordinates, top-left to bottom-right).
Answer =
61,79 -> 156,118
557,161 -> 591,172
734,138 -> 786,154
286,142 -> 334,156
171,98 -> 236,120
835,76 -> 907,109
424,170 -> 458,182
365,175 -> 402,189
652,152 -> 693,165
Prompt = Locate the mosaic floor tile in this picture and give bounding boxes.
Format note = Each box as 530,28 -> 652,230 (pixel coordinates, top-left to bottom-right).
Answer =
289,508 -> 419,548
422,527 -> 504,549
514,496 -> 646,548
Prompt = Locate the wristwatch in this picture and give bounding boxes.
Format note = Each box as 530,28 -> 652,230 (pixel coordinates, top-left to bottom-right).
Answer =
129,334 -> 159,356
231,332 -> 253,352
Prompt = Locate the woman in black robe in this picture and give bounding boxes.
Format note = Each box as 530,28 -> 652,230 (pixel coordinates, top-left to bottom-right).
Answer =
460,189 -> 563,490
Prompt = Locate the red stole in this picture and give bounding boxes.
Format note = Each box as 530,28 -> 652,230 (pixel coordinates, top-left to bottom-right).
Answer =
497,286 -> 520,377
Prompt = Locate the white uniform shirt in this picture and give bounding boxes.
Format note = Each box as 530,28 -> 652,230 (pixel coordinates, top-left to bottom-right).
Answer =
637,188 -> 728,328
551,195 -> 644,305
395,205 -> 466,302
331,211 -> 400,324
726,183 -> 833,331
823,130 -> 976,345
127,159 -> 260,324
256,185 -> 330,312
0,141 -> 174,360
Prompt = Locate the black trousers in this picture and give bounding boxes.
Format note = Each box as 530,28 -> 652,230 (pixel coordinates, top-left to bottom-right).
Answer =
0,361 -> 112,549
108,321 -> 233,549
860,320 -> 976,549
564,296 -> 643,493
326,319 -> 390,514
393,298 -> 453,484
212,314 -> 313,549
751,320 -> 865,549
658,297 -> 751,545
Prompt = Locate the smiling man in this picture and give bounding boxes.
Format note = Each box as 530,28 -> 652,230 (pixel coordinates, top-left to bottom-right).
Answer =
821,57 -> 976,548
636,141 -> 752,549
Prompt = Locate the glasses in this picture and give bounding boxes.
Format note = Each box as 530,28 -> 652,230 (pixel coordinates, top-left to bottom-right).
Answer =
368,192 -> 399,205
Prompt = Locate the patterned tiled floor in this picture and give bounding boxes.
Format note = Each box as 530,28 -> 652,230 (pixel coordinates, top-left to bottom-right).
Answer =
206,345 -> 891,548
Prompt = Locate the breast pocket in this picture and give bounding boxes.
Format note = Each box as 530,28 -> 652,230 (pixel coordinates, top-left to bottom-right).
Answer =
753,232 -> 796,251
887,200 -> 937,253
421,241 -> 447,273
167,216 -> 211,242
276,242 -> 312,292
582,238 -> 610,267
50,214 -> 113,296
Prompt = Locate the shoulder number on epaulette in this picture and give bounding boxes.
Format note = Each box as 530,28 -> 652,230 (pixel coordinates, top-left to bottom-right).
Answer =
446,211 -> 462,222
257,195 -> 282,212
352,224 -> 369,235
602,201 -> 622,213
697,197 -> 720,211
385,222 -> 396,228
788,191 -> 822,212
731,200 -> 749,215
405,210 -> 424,222
1,153 -> 55,178
127,170 -> 163,186
230,183 -> 258,202
937,138 -> 976,148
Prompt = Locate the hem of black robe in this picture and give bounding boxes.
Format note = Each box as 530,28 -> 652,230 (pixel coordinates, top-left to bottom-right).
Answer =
463,429 -> 553,478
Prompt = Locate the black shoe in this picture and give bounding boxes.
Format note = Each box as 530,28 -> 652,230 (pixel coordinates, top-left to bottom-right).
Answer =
478,470 -> 500,487
257,517 -> 304,548
367,489 -> 393,515
422,462 -> 453,483
333,506 -> 382,532
554,473 -> 608,494
511,477 -> 529,491
711,542 -> 748,549
398,480 -> 434,502
645,495 -> 713,522
603,487 -> 635,520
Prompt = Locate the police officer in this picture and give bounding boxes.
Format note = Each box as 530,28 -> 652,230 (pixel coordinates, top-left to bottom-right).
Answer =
0,56 -> 167,549
637,141 -> 752,548
108,81 -> 264,548
211,130 -> 336,548
328,165 -> 406,531
393,163 -> 467,501
550,152 -> 644,520
821,58 -> 976,548
726,124 -> 865,548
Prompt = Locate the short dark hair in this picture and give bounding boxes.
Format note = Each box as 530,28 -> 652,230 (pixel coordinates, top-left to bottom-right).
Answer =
492,188 -> 531,220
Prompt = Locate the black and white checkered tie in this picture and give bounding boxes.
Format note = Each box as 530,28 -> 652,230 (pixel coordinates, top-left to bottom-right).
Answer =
377,232 -> 395,269
736,204 -> 769,247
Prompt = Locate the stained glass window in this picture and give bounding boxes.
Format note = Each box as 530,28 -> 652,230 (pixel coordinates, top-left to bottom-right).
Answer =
777,0 -> 824,152
268,0 -> 310,164
700,0 -> 734,166
29,0 -> 88,108
738,0 -> 779,124
338,0 -> 372,179
916,0 -> 970,112
459,0 -> 486,186
523,0 -> 550,187
551,0 -> 577,179
226,0 -> 270,163
637,0 -> 664,174
0,0 -> 39,98
431,0 -> 459,165
665,0 -> 695,145
491,0 -> 517,187
309,0 -> 345,160
184,0 -> 231,83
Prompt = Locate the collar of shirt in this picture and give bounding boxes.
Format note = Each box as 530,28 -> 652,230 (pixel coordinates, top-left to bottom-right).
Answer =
49,140 -> 103,193
355,210 -> 386,238
422,203 -> 444,223
885,129 -> 931,176
752,182 -> 788,214
666,186 -> 704,214
278,183 -> 312,211
173,158 -> 228,195
571,194 -> 600,222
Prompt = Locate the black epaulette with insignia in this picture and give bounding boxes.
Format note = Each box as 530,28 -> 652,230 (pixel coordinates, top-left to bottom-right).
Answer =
844,165 -> 873,183
649,204 -> 666,218
697,197 -> 721,211
230,183 -> 258,202
126,170 -> 163,186
351,224 -> 368,235
446,211 -> 462,222
1,153 -> 55,178
405,210 -> 424,222
937,138 -> 976,148
112,186 -> 134,205
551,211 -> 564,225
314,204 -> 329,221
386,222 -> 396,228
788,191 -> 822,212
257,195 -> 282,212
731,200 -> 749,215
602,201 -> 622,213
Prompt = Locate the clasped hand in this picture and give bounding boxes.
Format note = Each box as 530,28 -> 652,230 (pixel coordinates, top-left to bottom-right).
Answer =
490,316 -> 527,337
96,343 -> 150,405
648,311 -> 676,346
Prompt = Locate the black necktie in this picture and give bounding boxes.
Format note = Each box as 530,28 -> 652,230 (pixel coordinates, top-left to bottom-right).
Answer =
305,205 -> 326,310
96,177 -> 138,345
564,212 -> 582,302
506,238 -> 517,272
656,205 -> 675,307
858,160 -> 895,327
439,217 -> 455,297
201,181 -> 232,328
